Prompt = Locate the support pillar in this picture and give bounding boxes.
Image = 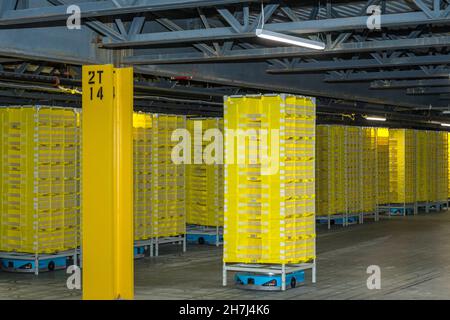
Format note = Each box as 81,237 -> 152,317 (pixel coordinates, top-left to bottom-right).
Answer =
82,64 -> 134,300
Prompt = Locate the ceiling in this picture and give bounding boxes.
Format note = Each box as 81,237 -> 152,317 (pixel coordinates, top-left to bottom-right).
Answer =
1,0 -> 450,128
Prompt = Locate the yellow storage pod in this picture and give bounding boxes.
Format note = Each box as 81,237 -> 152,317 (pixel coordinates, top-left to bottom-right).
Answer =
448,132 -> 450,199
218,118 -> 225,224
415,130 -> 429,202
428,131 -> 437,202
186,118 -> 224,227
435,131 -> 448,202
345,126 -> 363,214
223,94 -> 315,264
151,114 -> 186,238
376,128 -> 390,205
414,130 -> 447,203
316,125 -> 346,215
316,125 -> 381,217
0,106 -> 80,254
361,127 -> 377,213
389,129 -> 416,204
133,112 -> 153,240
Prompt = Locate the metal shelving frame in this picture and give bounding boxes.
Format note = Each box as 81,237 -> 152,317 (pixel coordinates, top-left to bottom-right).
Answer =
152,235 -> 186,256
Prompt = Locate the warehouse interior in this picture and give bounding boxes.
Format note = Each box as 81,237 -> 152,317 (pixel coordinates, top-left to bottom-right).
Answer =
2,0 -> 450,300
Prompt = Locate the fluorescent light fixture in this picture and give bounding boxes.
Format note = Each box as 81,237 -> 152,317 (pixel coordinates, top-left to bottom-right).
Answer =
255,29 -> 326,50
364,115 -> 387,122
442,110 -> 450,114
441,123 -> 450,127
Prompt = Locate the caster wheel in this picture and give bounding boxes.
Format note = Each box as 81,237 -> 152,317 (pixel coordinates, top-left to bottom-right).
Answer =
290,277 -> 296,289
48,261 -> 55,271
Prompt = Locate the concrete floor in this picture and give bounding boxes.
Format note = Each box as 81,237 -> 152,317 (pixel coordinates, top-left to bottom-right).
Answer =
1,211 -> 450,300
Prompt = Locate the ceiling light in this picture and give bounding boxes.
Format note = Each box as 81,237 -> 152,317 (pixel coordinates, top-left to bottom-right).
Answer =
255,29 -> 326,50
363,115 -> 387,122
441,123 -> 450,127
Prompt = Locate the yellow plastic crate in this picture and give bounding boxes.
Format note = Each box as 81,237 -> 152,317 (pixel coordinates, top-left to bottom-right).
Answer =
223,94 -> 316,264
224,235 -> 315,264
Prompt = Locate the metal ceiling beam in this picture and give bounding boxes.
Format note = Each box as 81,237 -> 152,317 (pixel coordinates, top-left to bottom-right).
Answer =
0,1 -> 17,15
413,0 -> 435,18
103,10 -> 450,47
267,54 -> 450,73
123,35 -> 450,64
154,17 -> 216,55
0,89 -> 79,101
135,62 -> 441,109
0,23 -> 105,65
317,103 -> 448,125
0,0 -> 257,25
0,69 -> 78,85
134,80 -> 229,98
44,0 -> 127,41
325,69 -> 450,82
439,94 -> 450,100
0,58 -> 232,99
407,87 -> 450,95
371,79 -> 450,89
0,90 -> 222,116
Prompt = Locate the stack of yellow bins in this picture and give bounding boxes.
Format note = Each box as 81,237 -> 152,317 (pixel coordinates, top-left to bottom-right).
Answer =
389,129 -> 416,204
0,106 -> 80,253
133,112 -> 153,240
217,119 -> 225,223
448,133 -> 450,199
316,125 -> 346,216
435,131 -> 448,202
428,131 -> 438,202
415,130 -> 429,202
376,128 -> 390,205
223,94 -> 315,264
75,110 -> 82,247
316,126 -> 329,216
151,114 -> 186,238
345,126 -> 363,214
361,127 -> 377,213
186,118 -> 224,227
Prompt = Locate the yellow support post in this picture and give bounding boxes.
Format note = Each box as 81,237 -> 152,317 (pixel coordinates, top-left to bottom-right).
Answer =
82,64 -> 134,300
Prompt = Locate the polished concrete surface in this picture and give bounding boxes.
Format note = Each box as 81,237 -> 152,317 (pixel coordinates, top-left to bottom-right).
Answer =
1,211 -> 450,300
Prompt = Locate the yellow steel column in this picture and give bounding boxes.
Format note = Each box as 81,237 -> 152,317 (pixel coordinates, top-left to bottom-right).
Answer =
113,68 -> 134,299
82,64 -> 134,300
